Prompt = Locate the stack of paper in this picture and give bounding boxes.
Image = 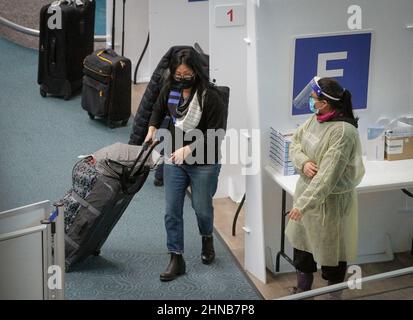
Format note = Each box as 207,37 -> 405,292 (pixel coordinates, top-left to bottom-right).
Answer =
269,128 -> 297,176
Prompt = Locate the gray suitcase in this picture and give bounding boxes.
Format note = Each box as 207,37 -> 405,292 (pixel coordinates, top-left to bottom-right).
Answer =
64,141 -> 159,271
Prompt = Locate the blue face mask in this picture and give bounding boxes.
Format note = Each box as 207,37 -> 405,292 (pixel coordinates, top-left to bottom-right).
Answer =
309,97 -> 319,114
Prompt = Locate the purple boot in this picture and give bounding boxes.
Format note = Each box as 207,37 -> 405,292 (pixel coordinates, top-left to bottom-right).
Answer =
293,271 -> 314,294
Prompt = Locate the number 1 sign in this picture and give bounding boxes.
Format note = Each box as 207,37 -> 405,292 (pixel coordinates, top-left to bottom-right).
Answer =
227,8 -> 234,22
215,4 -> 246,27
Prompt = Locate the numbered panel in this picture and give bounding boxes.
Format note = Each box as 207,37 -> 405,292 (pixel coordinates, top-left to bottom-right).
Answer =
214,4 -> 246,27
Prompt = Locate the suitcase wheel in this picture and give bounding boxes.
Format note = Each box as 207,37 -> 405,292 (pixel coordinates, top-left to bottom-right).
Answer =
88,112 -> 95,120
108,121 -> 116,129
63,93 -> 71,101
121,119 -> 128,127
40,87 -> 47,98
93,250 -> 101,256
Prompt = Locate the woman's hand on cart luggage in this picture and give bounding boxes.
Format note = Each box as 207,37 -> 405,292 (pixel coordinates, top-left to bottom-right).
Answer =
145,126 -> 157,144
170,145 -> 191,165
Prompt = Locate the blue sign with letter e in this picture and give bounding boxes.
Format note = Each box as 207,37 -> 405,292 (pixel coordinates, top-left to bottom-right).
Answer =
292,32 -> 372,115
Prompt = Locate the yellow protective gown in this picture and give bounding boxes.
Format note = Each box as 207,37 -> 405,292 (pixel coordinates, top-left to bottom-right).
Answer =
285,116 -> 365,266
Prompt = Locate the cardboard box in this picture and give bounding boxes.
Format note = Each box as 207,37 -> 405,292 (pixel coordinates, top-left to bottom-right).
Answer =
385,134 -> 413,161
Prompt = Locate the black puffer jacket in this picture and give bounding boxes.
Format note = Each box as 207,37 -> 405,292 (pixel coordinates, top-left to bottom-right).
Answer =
129,46 -> 209,145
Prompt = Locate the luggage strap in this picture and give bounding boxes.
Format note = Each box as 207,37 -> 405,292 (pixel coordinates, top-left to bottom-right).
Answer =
71,190 -> 101,217
97,51 -> 114,65
65,235 -> 80,249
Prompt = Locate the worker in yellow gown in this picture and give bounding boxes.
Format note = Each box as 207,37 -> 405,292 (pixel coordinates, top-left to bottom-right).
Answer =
286,77 -> 365,297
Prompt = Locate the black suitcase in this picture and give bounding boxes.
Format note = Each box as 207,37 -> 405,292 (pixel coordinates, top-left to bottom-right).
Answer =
82,49 -> 131,128
64,141 -> 159,271
38,0 -> 95,100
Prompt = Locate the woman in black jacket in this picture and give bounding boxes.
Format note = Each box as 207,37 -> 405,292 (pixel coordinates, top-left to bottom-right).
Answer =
145,48 -> 226,281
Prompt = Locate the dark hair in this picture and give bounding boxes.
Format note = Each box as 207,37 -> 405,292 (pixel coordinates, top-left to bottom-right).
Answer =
317,77 -> 358,127
167,48 -> 210,109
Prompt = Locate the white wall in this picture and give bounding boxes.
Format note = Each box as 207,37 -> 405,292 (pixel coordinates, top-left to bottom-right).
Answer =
247,0 -> 413,280
209,0 -> 267,282
209,0 -> 247,201
107,0 -> 150,82
149,0 -> 209,75
256,0 -> 413,138
243,0 -> 266,283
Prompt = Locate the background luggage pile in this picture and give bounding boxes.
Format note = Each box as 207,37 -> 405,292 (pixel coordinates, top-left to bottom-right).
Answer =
38,0 -> 95,100
82,49 -> 131,128
37,0 -> 131,128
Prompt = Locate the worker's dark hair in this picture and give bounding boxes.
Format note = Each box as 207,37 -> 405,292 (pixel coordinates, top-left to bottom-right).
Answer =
167,48 -> 210,109
318,77 -> 358,127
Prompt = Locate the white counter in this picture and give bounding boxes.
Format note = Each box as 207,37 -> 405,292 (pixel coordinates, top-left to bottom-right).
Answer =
265,158 -> 413,196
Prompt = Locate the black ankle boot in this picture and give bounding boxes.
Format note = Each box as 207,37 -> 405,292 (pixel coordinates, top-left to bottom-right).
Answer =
160,253 -> 186,282
201,236 -> 215,265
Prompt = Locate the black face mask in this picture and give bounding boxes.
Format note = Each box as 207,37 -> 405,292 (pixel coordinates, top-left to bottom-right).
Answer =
172,77 -> 196,90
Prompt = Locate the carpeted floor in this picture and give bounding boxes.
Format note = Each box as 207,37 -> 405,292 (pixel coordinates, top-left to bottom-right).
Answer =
0,37 -> 261,300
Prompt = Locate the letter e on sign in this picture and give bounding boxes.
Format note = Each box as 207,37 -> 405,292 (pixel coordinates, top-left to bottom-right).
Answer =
292,32 -> 372,115
215,4 -> 246,27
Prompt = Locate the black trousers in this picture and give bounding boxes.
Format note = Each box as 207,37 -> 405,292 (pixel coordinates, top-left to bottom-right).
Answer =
293,248 -> 347,283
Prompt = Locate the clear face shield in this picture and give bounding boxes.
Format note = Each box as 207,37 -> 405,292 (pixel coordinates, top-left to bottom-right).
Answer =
293,76 -> 343,112
292,76 -> 322,111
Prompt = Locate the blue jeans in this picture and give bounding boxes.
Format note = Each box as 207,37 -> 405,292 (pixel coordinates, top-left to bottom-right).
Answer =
164,163 -> 221,253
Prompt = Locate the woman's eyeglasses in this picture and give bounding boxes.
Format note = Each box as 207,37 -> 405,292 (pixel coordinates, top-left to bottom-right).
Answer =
173,74 -> 195,81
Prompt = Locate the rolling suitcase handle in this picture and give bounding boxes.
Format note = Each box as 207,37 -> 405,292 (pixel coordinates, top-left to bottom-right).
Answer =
111,0 -> 116,50
120,140 -> 160,194
102,140 -> 160,194
128,140 -> 160,176
110,0 -> 126,54
97,49 -> 118,57
96,50 -> 115,64
121,0 -> 126,56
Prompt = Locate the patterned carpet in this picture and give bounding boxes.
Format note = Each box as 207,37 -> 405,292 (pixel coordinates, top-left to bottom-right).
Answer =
0,36 -> 261,300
